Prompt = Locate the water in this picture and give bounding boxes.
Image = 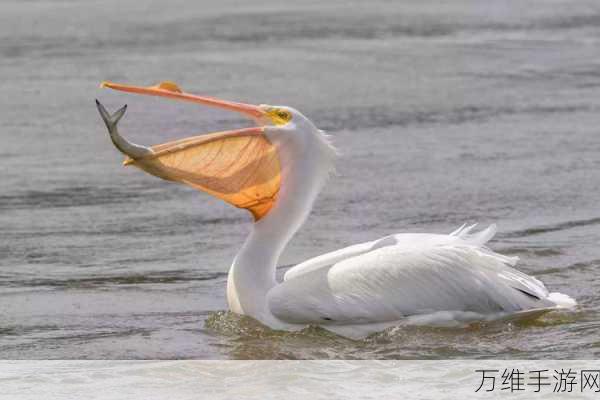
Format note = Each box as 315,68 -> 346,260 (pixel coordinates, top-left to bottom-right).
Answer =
1,0 -> 600,359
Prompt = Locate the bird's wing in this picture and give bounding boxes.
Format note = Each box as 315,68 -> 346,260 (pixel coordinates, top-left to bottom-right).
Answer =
283,223 -> 498,281
283,235 -> 398,281
268,235 -> 552,325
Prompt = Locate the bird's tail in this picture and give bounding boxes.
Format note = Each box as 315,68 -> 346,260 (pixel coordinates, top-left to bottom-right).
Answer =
547,292 -> 577,308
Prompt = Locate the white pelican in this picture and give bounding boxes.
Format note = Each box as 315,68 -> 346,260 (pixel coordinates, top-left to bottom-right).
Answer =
96,81 -> 576,339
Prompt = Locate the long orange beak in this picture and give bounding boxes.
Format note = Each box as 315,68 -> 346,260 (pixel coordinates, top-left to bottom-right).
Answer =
100,80 -> 266,120
98,81 -> 280,221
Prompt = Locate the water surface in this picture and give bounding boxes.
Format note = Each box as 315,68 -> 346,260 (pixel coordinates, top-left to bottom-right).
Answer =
1,0 -> 600,359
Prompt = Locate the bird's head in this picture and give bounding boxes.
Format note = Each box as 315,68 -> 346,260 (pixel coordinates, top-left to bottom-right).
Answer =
253,104 -> 315,132
97,81 -> 335,221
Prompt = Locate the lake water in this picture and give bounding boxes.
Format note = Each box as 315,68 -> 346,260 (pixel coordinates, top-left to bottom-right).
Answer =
1,0 -> 600,359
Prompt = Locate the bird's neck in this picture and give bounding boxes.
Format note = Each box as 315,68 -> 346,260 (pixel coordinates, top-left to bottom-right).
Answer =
226,130 -> 334,321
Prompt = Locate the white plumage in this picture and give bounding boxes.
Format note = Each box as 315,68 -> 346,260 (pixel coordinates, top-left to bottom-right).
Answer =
268,224 -> 574,338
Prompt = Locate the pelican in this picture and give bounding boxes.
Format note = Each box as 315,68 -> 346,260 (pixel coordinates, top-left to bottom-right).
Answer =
96,81 -> 576,339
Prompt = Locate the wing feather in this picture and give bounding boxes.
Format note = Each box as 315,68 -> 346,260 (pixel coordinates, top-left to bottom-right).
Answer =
269,241 -> 551,325
283,224 -> 506,281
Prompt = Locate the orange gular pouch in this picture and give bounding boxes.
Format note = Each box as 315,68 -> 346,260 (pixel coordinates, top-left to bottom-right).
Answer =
126,127 -> 281,221
99,80 -> 282,221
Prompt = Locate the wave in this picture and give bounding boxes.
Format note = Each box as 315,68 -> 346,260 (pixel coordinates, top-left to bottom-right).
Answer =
504,216 -> 600,238
0,184 -> 163,210
0,271 -> 227,290
315,104 -> 594,131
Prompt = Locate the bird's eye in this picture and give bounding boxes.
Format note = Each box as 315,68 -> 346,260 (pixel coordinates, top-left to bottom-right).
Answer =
267,108 -> 292,125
